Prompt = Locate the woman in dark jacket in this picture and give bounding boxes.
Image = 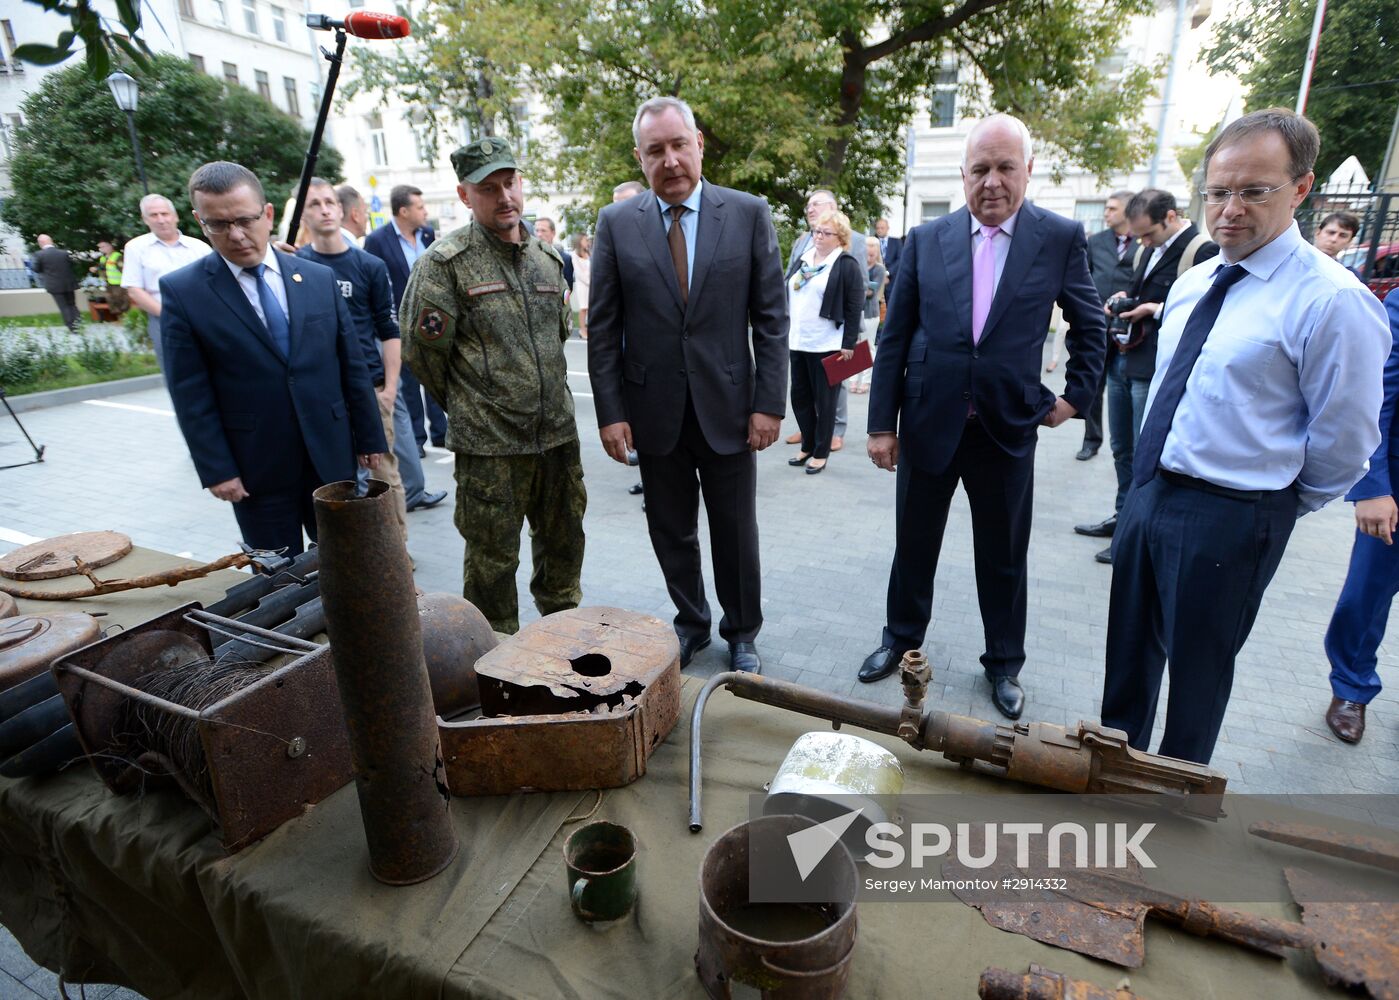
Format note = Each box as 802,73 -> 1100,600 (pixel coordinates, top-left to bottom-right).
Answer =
784,210 -> 864,473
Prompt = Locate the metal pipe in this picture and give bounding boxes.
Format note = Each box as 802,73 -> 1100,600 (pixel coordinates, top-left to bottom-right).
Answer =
313,480 -> 458,885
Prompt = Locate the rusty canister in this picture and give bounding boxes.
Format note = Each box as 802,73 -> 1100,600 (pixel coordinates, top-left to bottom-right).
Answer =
696,814 -> 858,998
313,480 -> 458,885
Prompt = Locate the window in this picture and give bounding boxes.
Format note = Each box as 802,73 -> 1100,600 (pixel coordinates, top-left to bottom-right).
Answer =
309,81 -> 322,108
929,66 -> 957,128
0,20 -> 21,73
283,77 -> 300,116
0,116 -> 17,160
189,54 -> 205,73
223,61 -> 239,85
348,0 -> 364,7
511,101 -> 531,155
211,0 -> 227,25
255,70 -> 272,101
920,201 -> 951,222
242,0 -> 258,35
412,123 -> 431,164
271,5 -> 286,42
1074,200 -> 1107,236
368,112 -> 388,167
178,0 -> 194,17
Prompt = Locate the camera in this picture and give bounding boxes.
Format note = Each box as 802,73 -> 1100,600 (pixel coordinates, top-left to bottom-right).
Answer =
1107,296 -> 1142,345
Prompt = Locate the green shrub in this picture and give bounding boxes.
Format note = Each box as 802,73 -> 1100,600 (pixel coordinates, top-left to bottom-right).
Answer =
34,335 -> 70,380
0,337 -> 42,387
75,334 -> 120,375
123,307 -> 150,350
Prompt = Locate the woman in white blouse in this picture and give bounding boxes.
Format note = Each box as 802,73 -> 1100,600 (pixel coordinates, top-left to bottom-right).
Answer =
573,233 -> 591,339
785,210 -> 864,474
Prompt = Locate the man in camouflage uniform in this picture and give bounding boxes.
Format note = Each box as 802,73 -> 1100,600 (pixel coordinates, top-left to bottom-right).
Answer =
401,137 -> 586,633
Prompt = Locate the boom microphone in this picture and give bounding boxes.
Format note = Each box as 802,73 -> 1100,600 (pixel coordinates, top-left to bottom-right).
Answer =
305,11 -> 411,39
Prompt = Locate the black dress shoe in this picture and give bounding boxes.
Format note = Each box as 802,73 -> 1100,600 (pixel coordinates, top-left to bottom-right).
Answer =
678,632 -> 711,668
730,642 -> 761,674
1094,546 -> 1112,565
788,454 -> 811,467
805,460 -> 827,475
431,438 -> 446,449
417,444 -> 427,458
1073,515 -> 1117,538
987,674 -> 1024,719
1075,445 -> 1099,461
408,489 -> 449,512
858,645 -> 908,683
628,482 -> 644,496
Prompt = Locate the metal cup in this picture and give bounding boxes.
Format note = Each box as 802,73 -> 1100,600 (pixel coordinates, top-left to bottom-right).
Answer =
564,820 -> 637,922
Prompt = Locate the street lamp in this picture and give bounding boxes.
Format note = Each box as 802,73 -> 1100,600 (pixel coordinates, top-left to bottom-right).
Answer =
105,71 -> 149,194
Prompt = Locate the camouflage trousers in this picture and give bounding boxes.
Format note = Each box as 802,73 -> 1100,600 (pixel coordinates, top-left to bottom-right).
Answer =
453,439 -> 586,634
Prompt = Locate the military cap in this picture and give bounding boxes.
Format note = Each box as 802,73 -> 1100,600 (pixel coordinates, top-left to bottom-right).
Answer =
450,137 -> 518,184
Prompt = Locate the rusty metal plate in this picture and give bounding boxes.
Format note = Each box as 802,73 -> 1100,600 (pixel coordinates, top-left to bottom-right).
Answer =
1285,866 -> 1398,999
0,613 -> 102,689
441,606 -> 680,796
0,531 -> 131,580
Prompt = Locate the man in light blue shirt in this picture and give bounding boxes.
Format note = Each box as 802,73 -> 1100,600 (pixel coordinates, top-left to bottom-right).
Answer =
1101,108 -> 1391,765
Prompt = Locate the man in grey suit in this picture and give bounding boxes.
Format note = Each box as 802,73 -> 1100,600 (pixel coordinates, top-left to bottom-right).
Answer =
30,235 -> 80,332
589,96 -> 789,674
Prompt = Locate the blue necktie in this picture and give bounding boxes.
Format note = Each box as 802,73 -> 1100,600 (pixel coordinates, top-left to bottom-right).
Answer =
244,264 -> 290,359
1132,262 -> 1248,487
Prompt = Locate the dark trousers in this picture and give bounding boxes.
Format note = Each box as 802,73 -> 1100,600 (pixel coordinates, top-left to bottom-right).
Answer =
400,364 -> 447,447
790,350 -> 840,460
1105,353 -> 1152,514
50,290 -> 79,331
1102,474 -> 1296,764
230,445 -> 324,556
1324,527 -> 1397,705
1081,360 -> 1107,450
882,419 -> 1035,676
638,395 -> 762,644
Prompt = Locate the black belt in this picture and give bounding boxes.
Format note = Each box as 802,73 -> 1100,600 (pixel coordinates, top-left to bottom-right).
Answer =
1158,469 -> 1290,502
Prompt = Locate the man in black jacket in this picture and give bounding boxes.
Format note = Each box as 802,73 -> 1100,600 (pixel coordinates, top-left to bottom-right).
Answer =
1073,192 -> 1137,462
1081,188 -> 1218,563
30,235 -> 80,332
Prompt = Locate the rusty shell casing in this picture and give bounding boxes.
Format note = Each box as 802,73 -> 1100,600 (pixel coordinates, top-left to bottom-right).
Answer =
313,481 -> 458,885
979,964 -> 1145,1000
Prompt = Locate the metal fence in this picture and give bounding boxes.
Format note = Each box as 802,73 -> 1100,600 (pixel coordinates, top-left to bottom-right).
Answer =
1296,182 -> 1399,298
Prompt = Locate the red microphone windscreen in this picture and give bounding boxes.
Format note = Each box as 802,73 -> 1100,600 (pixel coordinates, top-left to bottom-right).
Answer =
341,11 -> 411,38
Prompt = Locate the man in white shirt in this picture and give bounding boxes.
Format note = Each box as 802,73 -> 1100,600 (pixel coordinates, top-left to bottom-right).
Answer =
1101,108 -> 1391,765
120,194 -> 212,370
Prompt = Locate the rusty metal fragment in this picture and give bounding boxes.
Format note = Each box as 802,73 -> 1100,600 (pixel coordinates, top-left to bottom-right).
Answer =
416,593 -> 494,718
0,613 -> 102,689
1250,821 -> 1399,875
979,964 -> 1145,1000
0,551 -> 255,600
439,606 -> 679,795
1284,866 -> 1399,999
314,480 -> 457,885
0,530 -> 131,580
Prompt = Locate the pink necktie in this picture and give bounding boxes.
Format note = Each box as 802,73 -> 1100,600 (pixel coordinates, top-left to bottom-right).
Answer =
971,225 -> 1000,344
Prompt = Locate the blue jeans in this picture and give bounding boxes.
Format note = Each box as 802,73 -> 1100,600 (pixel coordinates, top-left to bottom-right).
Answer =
391,387 -> 427,506
1106,352 -> 1151,514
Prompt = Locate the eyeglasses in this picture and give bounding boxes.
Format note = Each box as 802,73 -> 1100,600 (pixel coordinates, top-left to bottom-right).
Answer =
1199,183 -> 1293,206
198,210 -> 267,235
811,228 -> 838,238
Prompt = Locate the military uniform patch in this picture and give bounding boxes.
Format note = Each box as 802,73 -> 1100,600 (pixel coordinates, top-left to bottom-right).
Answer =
416,307 -> 451,341
467,281 -> 509,297
534,283 -> 560,295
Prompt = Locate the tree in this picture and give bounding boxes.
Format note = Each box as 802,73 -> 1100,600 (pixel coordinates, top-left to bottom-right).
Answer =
348,0 -> 1157,232
17,0 -> 153,81
2,55 -> 342,251
1202,0 -> 1398,179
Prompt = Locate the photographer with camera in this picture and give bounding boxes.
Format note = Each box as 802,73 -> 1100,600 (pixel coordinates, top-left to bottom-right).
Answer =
1081,189 -> 1218,563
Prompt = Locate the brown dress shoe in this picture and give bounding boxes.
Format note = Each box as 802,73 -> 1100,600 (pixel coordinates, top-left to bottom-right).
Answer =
785,432 -> 802,445
830,436 -> 844,452
1325,696 -> 1366,744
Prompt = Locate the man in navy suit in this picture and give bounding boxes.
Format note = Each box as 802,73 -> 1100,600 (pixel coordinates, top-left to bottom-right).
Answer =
875,217 -> 901,283
364,185 -> 446,452
1322,291 -> 1399,744
162,161 -> 386,555
859,114 -> 1106,720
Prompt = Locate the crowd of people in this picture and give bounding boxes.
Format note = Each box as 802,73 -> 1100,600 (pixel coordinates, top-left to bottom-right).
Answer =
37,96 -> 1396,769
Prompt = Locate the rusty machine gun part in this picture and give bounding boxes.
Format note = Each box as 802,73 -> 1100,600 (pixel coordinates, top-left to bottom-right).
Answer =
979,964 -> 1146,1000
204,546 -> 319,618
1249,820 -> 1399,875
438,605 -> 680,795
696,814 -> 858,999
688,656 -> 1226,831
313,480 -> 457,885
1283,866 -> 1399,999
50,603 -> 354,850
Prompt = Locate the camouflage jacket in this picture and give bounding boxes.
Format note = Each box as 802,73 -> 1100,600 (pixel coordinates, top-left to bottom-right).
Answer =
400,220 -> 575,455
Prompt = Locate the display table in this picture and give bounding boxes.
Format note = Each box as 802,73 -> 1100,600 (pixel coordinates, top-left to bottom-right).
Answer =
0,555 -> 1340,998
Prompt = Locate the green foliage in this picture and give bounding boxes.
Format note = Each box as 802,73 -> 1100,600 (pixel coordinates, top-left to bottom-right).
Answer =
1202,0 -> 1398,178
0,337 -> 43,387
349,0 -> 1156,229
1,55 -> 343,250
123,305 -> 151,349
74,333 -> 120,375
17,0 -> 152,80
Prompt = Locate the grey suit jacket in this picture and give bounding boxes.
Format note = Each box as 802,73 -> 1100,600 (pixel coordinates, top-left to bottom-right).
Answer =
588,181 -> 789,455
30,246 -> 78,294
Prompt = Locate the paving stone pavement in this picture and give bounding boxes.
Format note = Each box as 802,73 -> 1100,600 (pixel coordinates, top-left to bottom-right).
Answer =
0,337 -> 1394,994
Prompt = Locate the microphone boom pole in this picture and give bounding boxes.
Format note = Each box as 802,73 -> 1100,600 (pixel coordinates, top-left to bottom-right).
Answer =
286,24 -> 348,245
